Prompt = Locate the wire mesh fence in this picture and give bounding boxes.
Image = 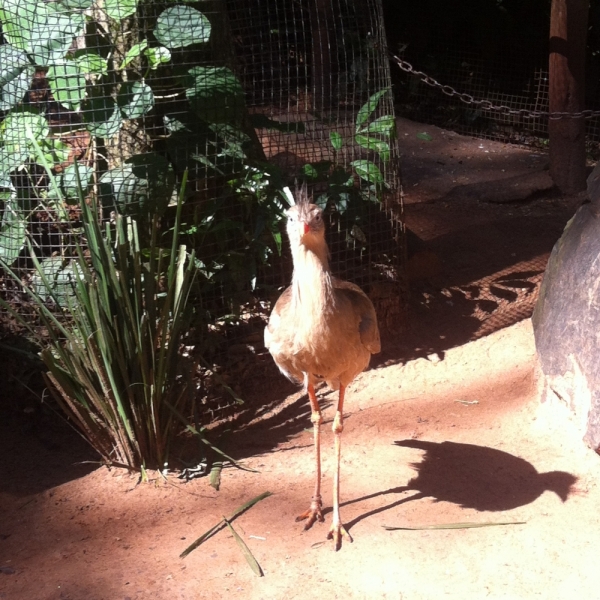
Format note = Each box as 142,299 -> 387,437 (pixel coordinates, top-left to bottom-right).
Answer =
0,0 -> 405,377
388,6 -> 600,158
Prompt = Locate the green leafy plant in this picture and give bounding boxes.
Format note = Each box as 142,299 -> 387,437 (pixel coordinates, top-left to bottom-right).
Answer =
0,0 -> 289,321
0,166 -> 228,471
182,162 -> 287,313
302,89 -> 396,226
0,0 -> 253,262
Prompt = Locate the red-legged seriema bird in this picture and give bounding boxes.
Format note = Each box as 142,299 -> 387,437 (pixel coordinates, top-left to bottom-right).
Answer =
264,185 -> 381,550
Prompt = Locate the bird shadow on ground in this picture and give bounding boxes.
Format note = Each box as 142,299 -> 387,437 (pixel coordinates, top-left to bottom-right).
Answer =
339,439 -> 578,533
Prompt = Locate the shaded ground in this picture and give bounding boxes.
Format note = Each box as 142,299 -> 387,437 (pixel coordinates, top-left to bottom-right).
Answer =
392,117 -> 578,361
2,120 -> 598,600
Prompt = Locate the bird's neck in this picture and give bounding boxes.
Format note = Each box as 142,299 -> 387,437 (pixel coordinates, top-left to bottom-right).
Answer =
291,244 -> 334,315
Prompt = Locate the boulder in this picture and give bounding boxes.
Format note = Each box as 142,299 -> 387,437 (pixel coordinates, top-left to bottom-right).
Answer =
532,162 -> 600,451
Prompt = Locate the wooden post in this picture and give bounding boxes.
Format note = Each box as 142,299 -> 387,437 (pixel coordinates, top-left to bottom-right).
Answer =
548,0 -> 589,194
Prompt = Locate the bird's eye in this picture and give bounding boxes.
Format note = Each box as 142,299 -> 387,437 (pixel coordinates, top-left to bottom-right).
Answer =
314,213 -> 321,222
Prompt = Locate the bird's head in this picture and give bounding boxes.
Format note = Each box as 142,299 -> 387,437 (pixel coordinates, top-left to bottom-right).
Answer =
285,189 -> 326,250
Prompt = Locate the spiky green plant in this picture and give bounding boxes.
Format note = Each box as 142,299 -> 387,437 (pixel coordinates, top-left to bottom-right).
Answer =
47,195 -> 196,469
0,167 -> 218,471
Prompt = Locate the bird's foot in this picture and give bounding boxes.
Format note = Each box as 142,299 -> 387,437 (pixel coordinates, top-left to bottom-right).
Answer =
295,496 -> 324,530
327,521 -> 353,551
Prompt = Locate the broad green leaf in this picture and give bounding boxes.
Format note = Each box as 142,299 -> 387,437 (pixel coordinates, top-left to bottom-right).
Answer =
31,256 -> 79,306
209,122 -> 251,146
163,114 -> 188,133
73,50 -> 108,76
31,16 -> 86,65
329,131 -> 343,151
302,163 -> 318,179
0,147 -> 29,177
351,159 -> 384,185
0,177 -> 15,198
127,152 -> 175,215
208,123 -> 252,166
0,66 -> 34,111
0,0 -> 83,63
40,137 -> 70,167
358,114 -> 396,138
0,108 -> 49,155
0,46 -> 34,110
87,106 -> 122,138
47,61 -> 86,110
117,81 -> 154,119
191,153 -> 222,174
355,134 -> 390,162
0,202 -> 26,265
60,163 -> 94,201
104,0 -> 138,21
416,131 -> 433,141
302,161 -> 332,180
99,164 -> 143,216
99,153 -> 175,219
0,45 -> 30,86
314,193 -> 328,209
355,89 -> 389,131
0,0 -> 41,52
144,46 -> 171,70
186,66 -> 245,124
0,67 -> 35,110
154,6 -> 211,49
119,40 -> 148,69
55,0 -> 94,9
82,93 -> 122,138
335,192 -> 349,214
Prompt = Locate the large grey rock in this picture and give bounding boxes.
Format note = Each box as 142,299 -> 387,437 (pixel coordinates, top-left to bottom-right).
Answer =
533,162 -> 600,451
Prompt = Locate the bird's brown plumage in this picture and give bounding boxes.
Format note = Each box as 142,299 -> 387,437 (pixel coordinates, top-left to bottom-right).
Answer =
264,197 -> 380,390
264,187 -> 380,549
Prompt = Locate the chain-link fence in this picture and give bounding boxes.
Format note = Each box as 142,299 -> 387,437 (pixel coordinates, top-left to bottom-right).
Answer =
0,0 -> 405,373
386,3 -> 600,156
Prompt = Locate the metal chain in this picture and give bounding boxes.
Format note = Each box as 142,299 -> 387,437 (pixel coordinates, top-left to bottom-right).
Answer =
390,54 -> 600,121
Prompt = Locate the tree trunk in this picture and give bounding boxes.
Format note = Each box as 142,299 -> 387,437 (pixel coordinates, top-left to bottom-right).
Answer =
548,0 -> 589,194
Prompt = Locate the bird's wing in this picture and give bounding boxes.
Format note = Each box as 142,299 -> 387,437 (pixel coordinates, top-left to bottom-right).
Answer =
264,286 -> 305,384
334,279 -> 381,354
264,286 -> 293,350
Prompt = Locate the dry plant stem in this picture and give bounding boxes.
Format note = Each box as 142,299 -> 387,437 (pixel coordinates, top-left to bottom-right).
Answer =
328,383 -> 353,550
296,383 -> 324,528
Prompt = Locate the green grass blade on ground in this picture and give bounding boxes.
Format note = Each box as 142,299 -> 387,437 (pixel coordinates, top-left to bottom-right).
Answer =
383,521 -> 527,531
180,491 -> 272,559
223,517 -> 264,577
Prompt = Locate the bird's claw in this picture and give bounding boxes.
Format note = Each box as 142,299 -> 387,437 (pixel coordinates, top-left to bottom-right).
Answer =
327,522 -> 353,551
295,498 -> 324,530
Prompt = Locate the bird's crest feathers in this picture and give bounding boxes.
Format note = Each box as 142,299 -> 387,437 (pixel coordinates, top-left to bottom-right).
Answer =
294,181 -> 310,207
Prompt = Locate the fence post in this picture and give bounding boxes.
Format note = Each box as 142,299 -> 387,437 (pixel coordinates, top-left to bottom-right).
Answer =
548,0 -> 590,194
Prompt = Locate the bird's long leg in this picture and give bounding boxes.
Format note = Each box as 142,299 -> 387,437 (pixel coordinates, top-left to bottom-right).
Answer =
295,382 -> 324,529
327,383 -> 353,550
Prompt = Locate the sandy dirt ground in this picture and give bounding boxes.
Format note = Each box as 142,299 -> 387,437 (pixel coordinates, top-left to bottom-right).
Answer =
2,120 -> 598,600
2,321 -> 600,600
